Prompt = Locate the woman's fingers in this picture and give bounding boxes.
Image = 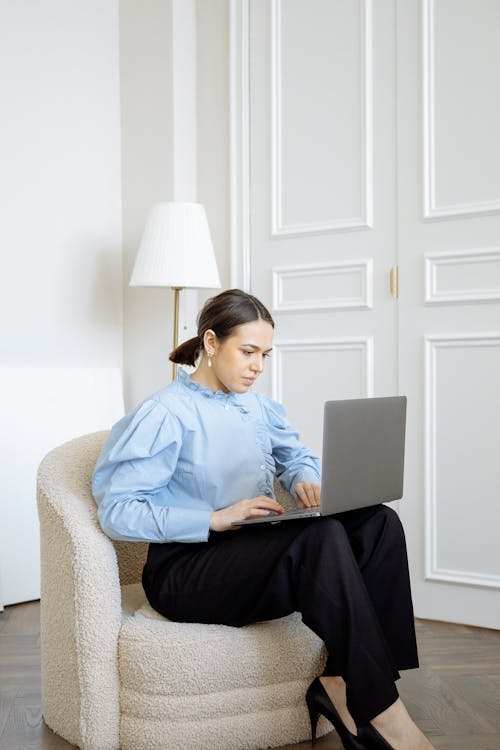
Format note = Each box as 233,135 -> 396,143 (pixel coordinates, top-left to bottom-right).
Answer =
210,496 -> 284,532
295,482 -> 321,507
244,496 -> 284,517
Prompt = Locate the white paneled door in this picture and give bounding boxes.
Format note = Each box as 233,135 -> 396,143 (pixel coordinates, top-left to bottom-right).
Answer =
231,0 -> 500,628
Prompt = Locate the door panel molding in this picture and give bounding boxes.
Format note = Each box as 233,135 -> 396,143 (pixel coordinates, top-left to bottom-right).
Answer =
424,248 -> 500,305
272,259 -> 373,312
422,0 -> 500,219
424,333 -> 500,590
272,337 -> 374,403
271,0 -> 373,236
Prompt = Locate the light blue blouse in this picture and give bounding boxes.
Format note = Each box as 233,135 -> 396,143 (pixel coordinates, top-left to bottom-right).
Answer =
92,368 -> 320,544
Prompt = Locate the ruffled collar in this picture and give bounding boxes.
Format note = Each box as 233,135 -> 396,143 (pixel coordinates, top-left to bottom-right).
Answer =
177,366 -> 227,397
177,367 -> 250,414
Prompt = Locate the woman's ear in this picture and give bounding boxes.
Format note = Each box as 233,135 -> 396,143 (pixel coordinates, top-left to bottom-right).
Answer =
203,329 -> 217,356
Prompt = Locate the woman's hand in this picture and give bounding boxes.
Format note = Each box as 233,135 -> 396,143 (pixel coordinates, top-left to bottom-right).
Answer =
209,496 -> 284,532
295,482 -> 321,508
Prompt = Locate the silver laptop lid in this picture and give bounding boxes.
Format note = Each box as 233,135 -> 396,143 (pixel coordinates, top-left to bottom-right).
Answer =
321,396 -> 407,514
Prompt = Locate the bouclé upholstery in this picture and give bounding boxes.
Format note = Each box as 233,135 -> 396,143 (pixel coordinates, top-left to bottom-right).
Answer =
37,432 -> 330,749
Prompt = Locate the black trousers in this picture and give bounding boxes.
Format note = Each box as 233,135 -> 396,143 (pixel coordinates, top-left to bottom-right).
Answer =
142,505 -> 419,726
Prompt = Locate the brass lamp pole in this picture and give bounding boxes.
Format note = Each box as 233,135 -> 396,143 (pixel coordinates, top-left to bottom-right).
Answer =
171,286 -> 183,381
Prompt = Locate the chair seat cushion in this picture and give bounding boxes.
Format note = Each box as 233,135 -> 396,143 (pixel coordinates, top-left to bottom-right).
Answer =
118,584 -> 330,749
119,582 -> 327,712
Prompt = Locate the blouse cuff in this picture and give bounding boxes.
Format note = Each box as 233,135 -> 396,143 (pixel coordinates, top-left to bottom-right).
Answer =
288,468 -> 322,498
164,507 -> 212,543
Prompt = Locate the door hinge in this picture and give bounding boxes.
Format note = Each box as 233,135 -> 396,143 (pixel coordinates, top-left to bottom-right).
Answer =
390,264 -> 398,299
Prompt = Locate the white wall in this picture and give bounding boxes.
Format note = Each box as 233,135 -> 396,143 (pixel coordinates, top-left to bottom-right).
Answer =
120,0 -> 230,410
0,0 -> 123,606
0,0 -> 123,366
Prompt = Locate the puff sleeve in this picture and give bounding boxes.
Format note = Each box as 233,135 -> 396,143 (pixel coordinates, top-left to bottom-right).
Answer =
257,394 -> 321,496
92,399 -> 212,543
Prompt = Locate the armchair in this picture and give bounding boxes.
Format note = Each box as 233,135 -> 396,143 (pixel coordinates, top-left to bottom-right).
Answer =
37,432 -> 330,750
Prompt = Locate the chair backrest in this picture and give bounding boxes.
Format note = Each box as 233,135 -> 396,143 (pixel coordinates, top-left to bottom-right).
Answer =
38,430 -> 297,587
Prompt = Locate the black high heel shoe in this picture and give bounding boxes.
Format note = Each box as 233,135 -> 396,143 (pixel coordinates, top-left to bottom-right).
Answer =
305,677 -> 364,749
356,723 -> 396,749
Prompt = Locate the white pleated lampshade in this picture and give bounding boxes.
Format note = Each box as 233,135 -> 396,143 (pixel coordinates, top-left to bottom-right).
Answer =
130,202 -> 221,288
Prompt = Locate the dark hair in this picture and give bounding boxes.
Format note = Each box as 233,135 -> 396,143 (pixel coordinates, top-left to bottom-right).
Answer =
170,289 -> 274,366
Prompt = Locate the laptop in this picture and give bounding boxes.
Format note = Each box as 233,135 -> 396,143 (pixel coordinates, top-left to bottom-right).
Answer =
232,396 -> 407,526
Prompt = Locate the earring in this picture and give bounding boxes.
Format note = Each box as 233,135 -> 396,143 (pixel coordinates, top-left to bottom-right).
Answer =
207,354 -> 212,368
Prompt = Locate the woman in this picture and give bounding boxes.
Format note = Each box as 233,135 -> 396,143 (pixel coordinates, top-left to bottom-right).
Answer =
92,289 -> 435,750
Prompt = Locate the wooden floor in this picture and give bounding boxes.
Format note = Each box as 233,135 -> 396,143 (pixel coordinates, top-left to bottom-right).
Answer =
0,601 -> 499,750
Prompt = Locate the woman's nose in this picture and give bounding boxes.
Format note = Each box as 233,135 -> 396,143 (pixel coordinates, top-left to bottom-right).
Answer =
251,356 -> 264,372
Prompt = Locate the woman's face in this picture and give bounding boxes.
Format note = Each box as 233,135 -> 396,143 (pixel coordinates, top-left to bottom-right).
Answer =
209,319 -> 274,393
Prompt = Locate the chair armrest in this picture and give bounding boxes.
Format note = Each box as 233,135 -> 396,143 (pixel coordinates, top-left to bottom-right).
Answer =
37,435 -> 122,750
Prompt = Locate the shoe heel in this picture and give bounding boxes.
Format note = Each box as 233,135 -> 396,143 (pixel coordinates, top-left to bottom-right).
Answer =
306,677 -> 364,750
307,702 -> 319,746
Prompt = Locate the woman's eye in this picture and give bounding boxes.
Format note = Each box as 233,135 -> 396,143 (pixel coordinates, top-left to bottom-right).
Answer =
241,350 -> 271,358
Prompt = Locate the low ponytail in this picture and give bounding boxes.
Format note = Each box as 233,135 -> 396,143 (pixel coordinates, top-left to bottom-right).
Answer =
169,336 -> 202,366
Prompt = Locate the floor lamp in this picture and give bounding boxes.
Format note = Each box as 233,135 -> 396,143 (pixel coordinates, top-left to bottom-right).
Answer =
129,202 -> 221,380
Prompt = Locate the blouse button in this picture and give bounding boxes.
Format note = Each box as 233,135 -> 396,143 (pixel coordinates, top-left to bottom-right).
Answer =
260,464 -> 265,470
